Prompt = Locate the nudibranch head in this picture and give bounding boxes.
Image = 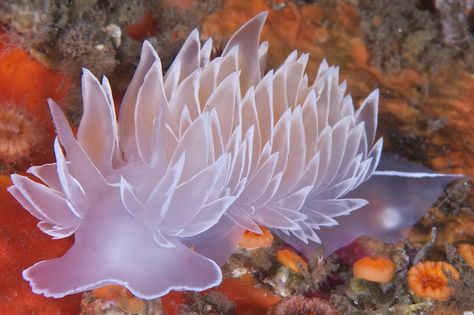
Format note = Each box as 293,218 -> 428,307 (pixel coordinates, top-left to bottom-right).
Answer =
8,12 -> 462,299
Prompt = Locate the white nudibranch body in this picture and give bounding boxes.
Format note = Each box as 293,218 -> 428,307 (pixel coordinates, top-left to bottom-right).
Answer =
8,13 -> 462,299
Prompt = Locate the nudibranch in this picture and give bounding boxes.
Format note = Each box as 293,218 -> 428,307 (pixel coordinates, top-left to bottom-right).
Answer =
8,13 -> 462,299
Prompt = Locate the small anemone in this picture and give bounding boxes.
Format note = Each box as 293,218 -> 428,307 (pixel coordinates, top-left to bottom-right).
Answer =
408,261 -> 459,301
352,256 -> 395,284
276,249 -> 308,273
239,225 -> 274,250
266,295 -> 339,315
0,106 -> 43,165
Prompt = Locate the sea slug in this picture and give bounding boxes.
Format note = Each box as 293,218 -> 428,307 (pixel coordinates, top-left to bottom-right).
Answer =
8,13 -> 462,299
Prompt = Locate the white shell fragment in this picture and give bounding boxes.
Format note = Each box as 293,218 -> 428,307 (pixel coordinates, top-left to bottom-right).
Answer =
8,12 -> 463,299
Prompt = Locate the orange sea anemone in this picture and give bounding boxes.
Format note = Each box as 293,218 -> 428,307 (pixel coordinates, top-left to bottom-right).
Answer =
458,243 -> 474,269
266,295 -> 339,315
0,106 -> 44,164
239,226 -> 274,250
276,249 -> 308,273
352,256 -> 395,284
408,261 -> 459,301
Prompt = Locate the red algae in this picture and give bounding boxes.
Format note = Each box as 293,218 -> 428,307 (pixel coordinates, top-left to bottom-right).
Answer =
0,35 -> 71,119
0,175 -> 81,314
206,274 -> 281,314
0,34 -> 78,313
0,33 -> 71,168
161,291 -> 187,315
127,12 -> 159,42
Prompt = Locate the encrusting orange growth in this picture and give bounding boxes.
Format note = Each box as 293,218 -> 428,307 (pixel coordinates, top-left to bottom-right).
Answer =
116,295 -> 145,314
0,35 -> 71,119
93,285 -> 145,313
408,261 -> 459,301
458,243 -> 474,269
92,285 -> 126,301
276,248 -> 308,273
353,256 -> 396,283
239,225 -> 274,249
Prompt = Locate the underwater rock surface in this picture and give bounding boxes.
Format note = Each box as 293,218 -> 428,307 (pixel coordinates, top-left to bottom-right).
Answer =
0,0 -> 473,314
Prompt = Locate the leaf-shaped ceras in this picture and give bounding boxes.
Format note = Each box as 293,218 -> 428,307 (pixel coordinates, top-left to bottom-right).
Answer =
8,24 -> 250,300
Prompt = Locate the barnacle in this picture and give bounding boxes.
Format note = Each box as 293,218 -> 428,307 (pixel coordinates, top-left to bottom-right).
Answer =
408,261 -> 459,301
8,13 -> 462,300
0,106 -> 43,164
352,256 -> 395,283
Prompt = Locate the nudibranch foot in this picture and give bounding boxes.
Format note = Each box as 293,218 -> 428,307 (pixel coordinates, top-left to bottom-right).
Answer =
23,238 -> 223,300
